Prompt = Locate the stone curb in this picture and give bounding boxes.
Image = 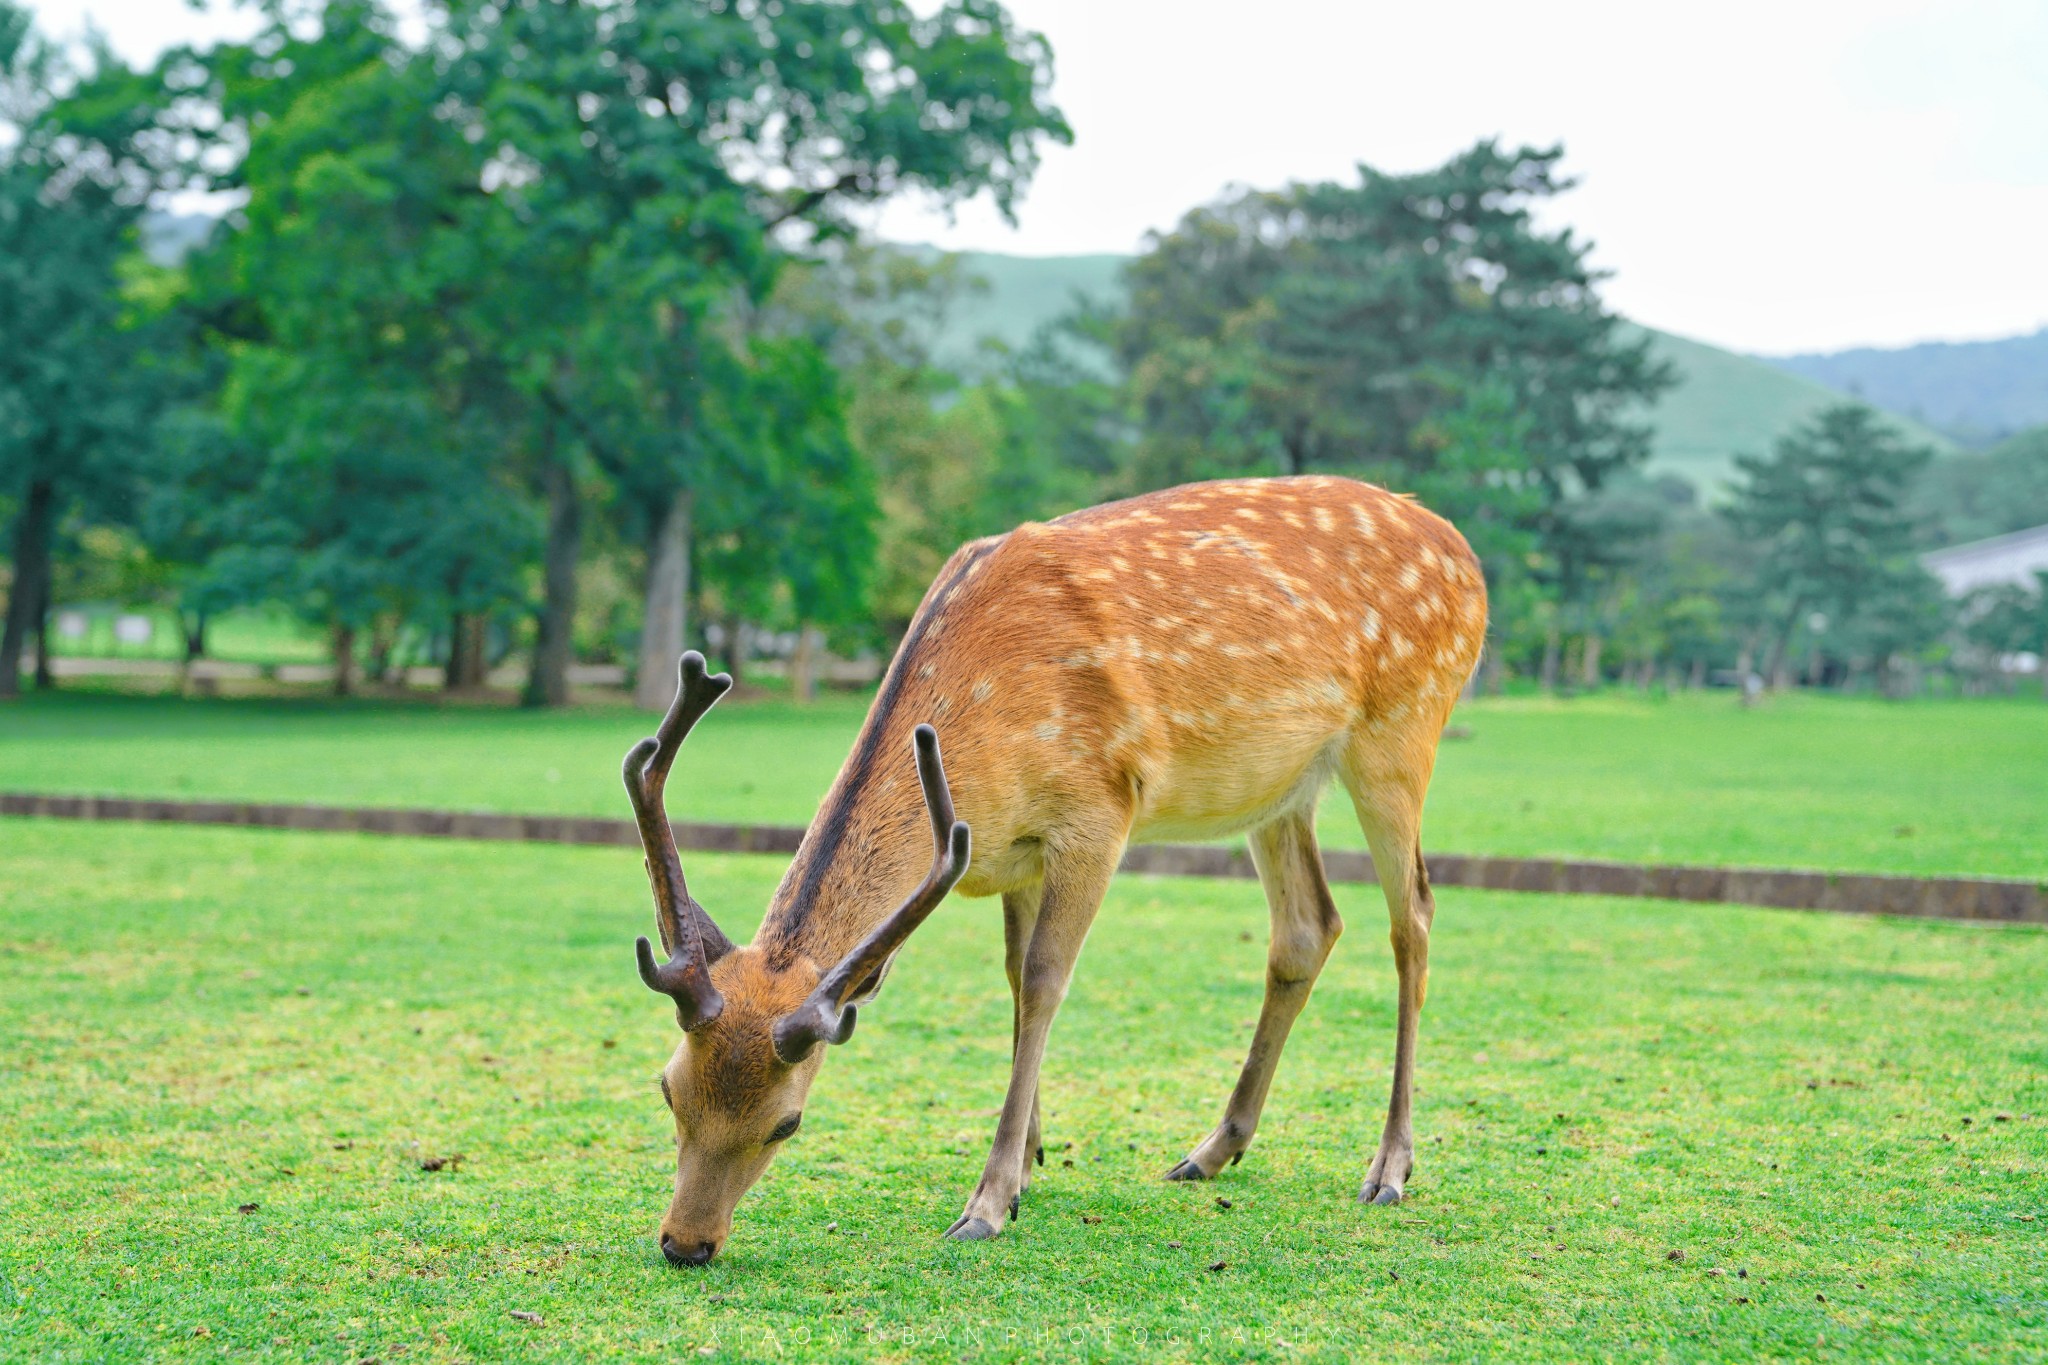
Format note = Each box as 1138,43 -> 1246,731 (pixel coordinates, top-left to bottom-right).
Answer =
3,792 -> 2041,925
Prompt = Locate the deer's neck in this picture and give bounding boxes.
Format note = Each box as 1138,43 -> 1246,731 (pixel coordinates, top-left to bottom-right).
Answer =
759,534 -> 1002,970
758,723 -> 939,970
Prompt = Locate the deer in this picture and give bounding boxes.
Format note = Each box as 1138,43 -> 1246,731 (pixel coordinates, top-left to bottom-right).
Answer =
625,474 -> 1487,1265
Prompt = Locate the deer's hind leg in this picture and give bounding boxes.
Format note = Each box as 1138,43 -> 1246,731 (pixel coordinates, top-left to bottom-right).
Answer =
1164,808 -> 1343,1181
1339,723 -> 1442,1206
1002,884 -> 1046,1193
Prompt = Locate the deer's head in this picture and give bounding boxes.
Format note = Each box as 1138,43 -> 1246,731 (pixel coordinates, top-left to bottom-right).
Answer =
624,654 -> 968,1266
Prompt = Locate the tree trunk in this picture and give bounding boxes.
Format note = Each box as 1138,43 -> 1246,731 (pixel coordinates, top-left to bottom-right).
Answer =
446,612 -> 487,690
1688,657 -> 1706,690
1482,643 -> 1506,695
331,624 -> 357,697
525,439 -> 580,708
178,610 -> 209,695
30,572 -> 52,690
791,623 -> 823,704
722,610 -> 746,689
365,615 -> 395,686
634,488 -> 693,710
1538,625 -> 1560,693
1763,602 -> 1803,692
1579,633 -> 1602,689
0,477 -> 57,699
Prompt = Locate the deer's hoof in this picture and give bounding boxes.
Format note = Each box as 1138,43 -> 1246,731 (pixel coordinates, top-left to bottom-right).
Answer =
943,1215 -> 999,1241
1163,1159 -> 1209,1182
1359,1182 -> 1404,1206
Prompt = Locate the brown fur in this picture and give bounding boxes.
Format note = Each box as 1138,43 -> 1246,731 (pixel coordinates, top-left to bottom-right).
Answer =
654,475 -> 1485,1258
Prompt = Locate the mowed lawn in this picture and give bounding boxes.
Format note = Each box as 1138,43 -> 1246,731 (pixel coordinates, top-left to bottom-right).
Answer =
2,820 -> 2043,1362
4,687 -> 2046,877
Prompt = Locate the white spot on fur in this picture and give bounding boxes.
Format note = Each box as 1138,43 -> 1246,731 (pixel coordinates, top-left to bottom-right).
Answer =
972,679 -> 994,703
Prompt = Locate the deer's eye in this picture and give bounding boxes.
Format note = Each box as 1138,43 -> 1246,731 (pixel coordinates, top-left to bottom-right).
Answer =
766,1113 -> 802,1145
658,1074 -> 673,1109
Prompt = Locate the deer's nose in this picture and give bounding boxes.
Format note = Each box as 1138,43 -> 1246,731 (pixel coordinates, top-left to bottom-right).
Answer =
661,1234 -> 719,1267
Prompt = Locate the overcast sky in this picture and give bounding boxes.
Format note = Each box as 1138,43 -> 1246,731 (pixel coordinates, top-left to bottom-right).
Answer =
31,0 -> 2048,355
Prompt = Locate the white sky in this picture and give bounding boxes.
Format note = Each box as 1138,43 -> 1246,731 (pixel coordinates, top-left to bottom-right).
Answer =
31,0 -> 2048,354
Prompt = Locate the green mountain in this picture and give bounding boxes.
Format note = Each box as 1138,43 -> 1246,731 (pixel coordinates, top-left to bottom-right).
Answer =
1763,329 -> 2048,449
1622,327 -> 1953,493
922,249 -> 1955,495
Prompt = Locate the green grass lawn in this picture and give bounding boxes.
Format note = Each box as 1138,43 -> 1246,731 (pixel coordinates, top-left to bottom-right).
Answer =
4,687 -> 2045,878
2,819 -> 2042,1362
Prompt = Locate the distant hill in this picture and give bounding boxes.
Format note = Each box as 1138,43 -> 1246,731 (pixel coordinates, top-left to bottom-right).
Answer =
1622,327 -> 1952,493
1760,329 -> 2048,449
922,248 -> 1954,494
939,251 -> 1126,370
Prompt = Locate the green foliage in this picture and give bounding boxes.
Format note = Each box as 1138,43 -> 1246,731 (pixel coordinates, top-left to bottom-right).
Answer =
1914,424 -> 2048,549
1959,575 -> 2048,688
166,24 -> 537,667
892,252 -> 1961,494
1113,141 -> 1676,649
765,243 -> 1104,632
127,0 -> 1068,691
0,1 -> 177,693
1724,404 -> 1946,681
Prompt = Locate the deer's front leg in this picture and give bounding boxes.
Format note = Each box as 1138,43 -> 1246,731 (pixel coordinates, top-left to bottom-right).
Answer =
945,845 -> 1119,1241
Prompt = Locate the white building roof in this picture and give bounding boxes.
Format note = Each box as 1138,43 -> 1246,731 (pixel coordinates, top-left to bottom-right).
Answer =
1923,523 -> 2048,597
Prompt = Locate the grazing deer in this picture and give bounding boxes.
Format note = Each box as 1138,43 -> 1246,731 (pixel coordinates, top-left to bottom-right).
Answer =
627,474 -> 1486,1265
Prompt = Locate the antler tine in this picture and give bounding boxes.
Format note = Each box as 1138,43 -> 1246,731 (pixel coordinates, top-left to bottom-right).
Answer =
625,651 -> 733,1031
773,724 -> 971,1064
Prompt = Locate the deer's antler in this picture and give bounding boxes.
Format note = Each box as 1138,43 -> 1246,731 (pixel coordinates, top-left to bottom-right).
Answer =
773,724 -> 971,1064
626,652 -> 735,1031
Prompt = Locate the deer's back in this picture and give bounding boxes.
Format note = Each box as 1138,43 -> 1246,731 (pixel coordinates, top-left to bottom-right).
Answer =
881,476 -> 1486,889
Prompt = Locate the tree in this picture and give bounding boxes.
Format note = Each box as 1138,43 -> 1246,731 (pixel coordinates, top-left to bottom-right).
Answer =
167,0 -> 1067,706
1723,404 -> 1942,687
420,0 -> 1071,706
163,13 -> 538,695
1112,141 -> 1675,680
763,243 -> 1111,638
1914,424 -> 2048,549
0,5 -> 167,695
1959,576 -> 2048,697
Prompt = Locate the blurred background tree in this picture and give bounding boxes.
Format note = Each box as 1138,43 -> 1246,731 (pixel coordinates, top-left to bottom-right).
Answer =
1111,143 -> 1676,679
5,1 -> 2038,705
1723,404 -> 1942,690
0,0 -> 176,695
